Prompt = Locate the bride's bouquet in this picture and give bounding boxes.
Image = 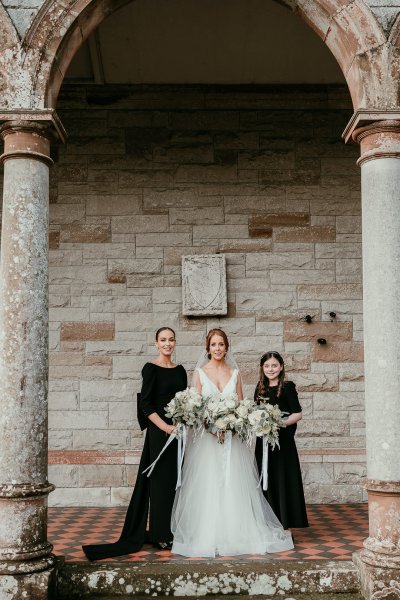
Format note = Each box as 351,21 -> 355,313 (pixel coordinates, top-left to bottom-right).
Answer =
247,399 -> 286,450
165,387 -> 204,434
203,392 -> 255,444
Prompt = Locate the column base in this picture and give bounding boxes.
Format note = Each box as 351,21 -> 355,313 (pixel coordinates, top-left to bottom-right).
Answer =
354,552 -> 400,600
0,562 -> 57,600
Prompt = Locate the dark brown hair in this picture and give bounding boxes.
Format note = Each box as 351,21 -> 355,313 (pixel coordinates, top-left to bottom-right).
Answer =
206,328 -> 229,358
155,327 -> 176,341
255,351 -> 285,402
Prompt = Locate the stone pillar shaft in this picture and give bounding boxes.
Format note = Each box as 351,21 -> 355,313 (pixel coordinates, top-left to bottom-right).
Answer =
351,120 -> 400,600
0,122 -> 56,596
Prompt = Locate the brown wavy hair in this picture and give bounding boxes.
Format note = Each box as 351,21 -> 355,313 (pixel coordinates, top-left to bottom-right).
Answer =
255,351 -> 285,402
206,328 -> 229,358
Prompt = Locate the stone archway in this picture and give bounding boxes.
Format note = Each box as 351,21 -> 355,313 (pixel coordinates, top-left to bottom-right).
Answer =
1,1 -> 400,599
10,0 -> 387,110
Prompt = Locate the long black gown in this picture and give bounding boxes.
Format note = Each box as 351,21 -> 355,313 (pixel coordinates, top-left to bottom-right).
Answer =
254,381 -> 308,529
82,362 -> 187,560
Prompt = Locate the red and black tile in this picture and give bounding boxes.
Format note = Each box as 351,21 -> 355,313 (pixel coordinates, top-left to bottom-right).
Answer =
48,503 -> 368,563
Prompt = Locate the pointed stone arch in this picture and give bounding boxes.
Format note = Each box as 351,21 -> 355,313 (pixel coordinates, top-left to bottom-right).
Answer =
18,0 -> 389,110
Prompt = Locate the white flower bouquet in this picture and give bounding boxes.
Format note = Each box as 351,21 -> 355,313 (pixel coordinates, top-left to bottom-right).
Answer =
203,392 -> 245,444
247,399 -> 286,450
165,387 -> 204,433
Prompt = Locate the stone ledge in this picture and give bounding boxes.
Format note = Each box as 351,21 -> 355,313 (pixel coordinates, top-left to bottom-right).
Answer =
55,559 -> 360,599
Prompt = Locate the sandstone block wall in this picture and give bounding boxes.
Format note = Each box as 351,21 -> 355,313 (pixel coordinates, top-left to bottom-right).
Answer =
1,85 -> 367,505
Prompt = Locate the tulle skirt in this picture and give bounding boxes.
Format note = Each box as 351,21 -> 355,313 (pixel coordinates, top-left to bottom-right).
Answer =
171,431 -> 294,557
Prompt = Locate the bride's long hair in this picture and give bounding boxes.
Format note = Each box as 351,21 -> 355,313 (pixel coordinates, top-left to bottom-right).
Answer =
255,351 -> 285,402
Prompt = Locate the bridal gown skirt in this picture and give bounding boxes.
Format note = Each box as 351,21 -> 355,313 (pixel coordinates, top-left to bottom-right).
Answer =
171,431 -> 293,557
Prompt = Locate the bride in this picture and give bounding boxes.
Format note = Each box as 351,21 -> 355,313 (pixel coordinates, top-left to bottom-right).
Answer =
171,328 -> 293,557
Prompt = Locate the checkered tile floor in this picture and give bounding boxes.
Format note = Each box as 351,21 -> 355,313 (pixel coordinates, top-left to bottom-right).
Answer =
48,504 -> 368,563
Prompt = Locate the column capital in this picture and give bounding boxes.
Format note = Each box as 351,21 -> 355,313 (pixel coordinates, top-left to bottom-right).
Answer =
342,109 -> 400,143
0,111 -> 66,166
343,111 -> 400,166
0,109 -> 66,143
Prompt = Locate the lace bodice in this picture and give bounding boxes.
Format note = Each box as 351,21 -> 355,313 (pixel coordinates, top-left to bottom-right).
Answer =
197,368 -> 238,397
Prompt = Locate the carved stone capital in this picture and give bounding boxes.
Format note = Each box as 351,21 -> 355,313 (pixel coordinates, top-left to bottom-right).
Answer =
343,111 -> 400,166
0,110 -> 66,166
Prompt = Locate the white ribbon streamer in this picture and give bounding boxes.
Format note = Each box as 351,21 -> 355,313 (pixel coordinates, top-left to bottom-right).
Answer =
257,435 -> 269,491
176,425 -> 187,489
142,424 -> 186,488
222,430 -> 232,487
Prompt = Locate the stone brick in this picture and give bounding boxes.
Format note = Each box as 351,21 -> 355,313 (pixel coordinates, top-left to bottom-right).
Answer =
50,203 -> 86,224
336,259 -> 362,283
60,221 -> 111,243
107,274 -> 127,284
49,411 -> 108,429
313,391 -> 365,411
86,194 -> 142,215
169,206 -> 224,225
315,242 -> 361,259
169,111 -> 239,130
275,226 -> 336,243
50,265 -> 107,285
108,258 -> 162,274
249,214 -> 310,238
136,233 -> 192,247
175,164 -> 238,183
292,373 -> 338,392
312,342 -> 364,363
218,239 -> 273,253
164,246 -> 218,266
270,269 -> 334,284
298,284 -> 362,300
49,249 -> 83,266
246,252 -> 314,271
223,194 -> 286,214
49,231 -> 60,249
78,465 -> 125,487
48,465 -> 79,487
109,402 -> 136,429
48,487 -> 110,507
50,308 -> 89,322
284,321 -> 353,342
111,214 -> 169,234
48,430 -> 73,450
236,292 -> 296,312
297,419 -> 349,437
61,322 -> 115,341
49,352 -> 83,367
73,430 -> 131,449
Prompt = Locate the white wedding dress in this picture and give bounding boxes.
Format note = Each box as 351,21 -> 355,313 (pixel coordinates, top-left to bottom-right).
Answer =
171,368 -> 294,557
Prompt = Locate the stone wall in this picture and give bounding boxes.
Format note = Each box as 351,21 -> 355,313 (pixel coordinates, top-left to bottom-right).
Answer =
2,84 -> 367,505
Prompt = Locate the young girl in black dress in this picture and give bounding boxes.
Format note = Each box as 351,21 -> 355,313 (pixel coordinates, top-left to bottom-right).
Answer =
254,351 -> 308,532
82,327 -> 187,560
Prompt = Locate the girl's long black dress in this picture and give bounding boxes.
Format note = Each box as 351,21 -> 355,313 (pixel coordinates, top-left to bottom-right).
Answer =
82,362 -> 187,560
255,381 -> 308,529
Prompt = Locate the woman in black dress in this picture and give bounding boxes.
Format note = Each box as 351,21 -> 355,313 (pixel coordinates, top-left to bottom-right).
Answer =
82,327 -> 187,560
254,351 -> 308,531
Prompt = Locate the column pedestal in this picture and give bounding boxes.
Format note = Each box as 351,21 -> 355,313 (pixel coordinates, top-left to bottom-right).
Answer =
347,118 -> 400,600
0,116 -> 65,600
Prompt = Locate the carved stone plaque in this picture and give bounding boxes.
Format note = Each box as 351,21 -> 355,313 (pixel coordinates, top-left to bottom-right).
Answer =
182,254 -> 227,316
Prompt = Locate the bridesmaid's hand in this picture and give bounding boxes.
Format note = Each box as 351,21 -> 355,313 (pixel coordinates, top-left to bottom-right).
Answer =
164,424 -> 176,436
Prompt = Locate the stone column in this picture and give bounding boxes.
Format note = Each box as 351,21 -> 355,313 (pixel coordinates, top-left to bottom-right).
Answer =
0,116 -> 64,600
348,119 -> 400,600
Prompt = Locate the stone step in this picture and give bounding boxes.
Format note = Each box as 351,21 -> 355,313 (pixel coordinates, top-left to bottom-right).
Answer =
55,559 -> 361,599
77,596 -> 363,600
